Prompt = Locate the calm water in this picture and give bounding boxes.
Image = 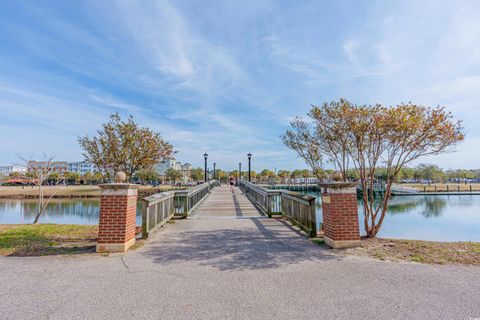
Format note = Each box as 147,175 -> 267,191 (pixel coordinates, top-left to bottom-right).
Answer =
1,195 -> 479,241
305,191 -> 480,242
0,199 -> 143,226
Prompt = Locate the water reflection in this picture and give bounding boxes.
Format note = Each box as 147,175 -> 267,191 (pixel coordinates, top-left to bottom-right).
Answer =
0,198 -> 142,225
305,192 -> 480,242
385,197 -> 447,218
421,197 -> 447,218
0,194 -> 479,241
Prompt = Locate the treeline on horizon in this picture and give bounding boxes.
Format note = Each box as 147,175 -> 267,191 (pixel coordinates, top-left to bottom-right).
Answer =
2,163 -> 477,185
190,163 -> 480,184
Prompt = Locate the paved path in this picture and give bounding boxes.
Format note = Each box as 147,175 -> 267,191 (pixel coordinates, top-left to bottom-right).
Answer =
0,185 -> 479,320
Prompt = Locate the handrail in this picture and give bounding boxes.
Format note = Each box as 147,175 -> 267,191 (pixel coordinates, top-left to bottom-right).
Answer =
174,180 -> 220,217
238,180 -> 317,237
142,191 -> 175,239
237,181 -> 281,216
141,180 -> 220,238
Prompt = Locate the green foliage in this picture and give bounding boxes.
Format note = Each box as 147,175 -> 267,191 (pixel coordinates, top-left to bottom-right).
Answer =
416,164 -> 446,183
190,168 -> 204,181
82,172 -> 93,184
135,168 -> 159,184
166,168 -> 183,183
65,172 -> 81,184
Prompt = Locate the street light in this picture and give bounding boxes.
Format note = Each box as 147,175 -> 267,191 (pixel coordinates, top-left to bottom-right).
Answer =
213,162 -> 216,180
247,153 -> 252,182
203,153 -> 208,182
239,162 -> 242,181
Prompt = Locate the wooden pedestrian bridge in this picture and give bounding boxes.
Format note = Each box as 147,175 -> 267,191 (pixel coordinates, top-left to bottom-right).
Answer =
141,180 -> 318,239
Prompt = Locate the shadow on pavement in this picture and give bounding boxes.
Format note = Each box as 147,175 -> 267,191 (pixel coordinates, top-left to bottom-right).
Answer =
141,218 -> 338,271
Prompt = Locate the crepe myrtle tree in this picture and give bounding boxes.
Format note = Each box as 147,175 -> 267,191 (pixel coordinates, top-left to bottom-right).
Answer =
79,113 -> 174,182
282,99 -> 464,237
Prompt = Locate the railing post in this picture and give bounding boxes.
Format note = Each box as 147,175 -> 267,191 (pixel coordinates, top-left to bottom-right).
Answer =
266,192 -> 272,218
186,193 -> 190,215
142,199 -> 149,239
309,198 -> 317,237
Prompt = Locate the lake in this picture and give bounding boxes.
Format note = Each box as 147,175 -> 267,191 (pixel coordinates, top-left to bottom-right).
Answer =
0,199 -> 143,226
0,194 -> 479,242
304,192 -> 480,242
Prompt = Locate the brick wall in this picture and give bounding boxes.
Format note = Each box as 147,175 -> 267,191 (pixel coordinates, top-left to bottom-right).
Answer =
322,192 -> 360,242
98,195 -> 137,244
96,184 -> 139,253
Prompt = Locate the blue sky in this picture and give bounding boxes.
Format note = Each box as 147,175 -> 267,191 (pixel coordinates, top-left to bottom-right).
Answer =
1,0 -> 479,171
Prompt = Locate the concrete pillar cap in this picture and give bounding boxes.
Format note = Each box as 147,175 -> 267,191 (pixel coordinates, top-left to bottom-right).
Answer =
318,182 -> 357,194
99,183 -> 140,190
99,183 -> 140,196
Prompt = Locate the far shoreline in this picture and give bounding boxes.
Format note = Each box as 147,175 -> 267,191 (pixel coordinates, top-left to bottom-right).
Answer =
0,185 -> 182,199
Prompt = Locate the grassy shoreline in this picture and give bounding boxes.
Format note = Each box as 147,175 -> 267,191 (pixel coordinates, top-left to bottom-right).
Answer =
337,237 -> 480,266
0,224 -> 98,256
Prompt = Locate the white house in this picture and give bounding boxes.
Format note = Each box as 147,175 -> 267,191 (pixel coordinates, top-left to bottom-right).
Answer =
155,158 -> 179,176
156,158 -> 192,182
0,165 -> 27,175
67,161 -> 97,174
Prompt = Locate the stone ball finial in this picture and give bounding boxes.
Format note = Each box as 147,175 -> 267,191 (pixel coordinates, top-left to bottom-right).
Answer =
115,171 -> 127,183
332,172 -> 343,182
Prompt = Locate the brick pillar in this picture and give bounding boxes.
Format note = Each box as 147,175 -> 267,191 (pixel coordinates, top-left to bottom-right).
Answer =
319,182 -> 361,249
96,183 -> 139,253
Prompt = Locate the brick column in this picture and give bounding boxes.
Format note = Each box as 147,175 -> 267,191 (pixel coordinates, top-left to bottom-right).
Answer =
96,183 -> 139,253
319,182 -> 361,249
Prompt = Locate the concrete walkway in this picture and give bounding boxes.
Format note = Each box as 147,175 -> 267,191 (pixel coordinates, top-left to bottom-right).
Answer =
0,185 -> 479,319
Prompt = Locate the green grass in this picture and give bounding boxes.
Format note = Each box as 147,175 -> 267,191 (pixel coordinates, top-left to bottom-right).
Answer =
0,224 -> 97,256
312,238 -> 325,246
410,254 -> 425,263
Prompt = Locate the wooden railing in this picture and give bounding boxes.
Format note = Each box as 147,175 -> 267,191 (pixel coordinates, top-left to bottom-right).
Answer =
238,180 -> 317,237
237,181 -> 281,217
280,190 -> 316,237
142,191 -> 175,239
142,180 -> 219,238
173,180 -> 220,217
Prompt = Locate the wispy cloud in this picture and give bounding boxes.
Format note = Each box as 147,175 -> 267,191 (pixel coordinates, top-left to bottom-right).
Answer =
0,0 -> 479,169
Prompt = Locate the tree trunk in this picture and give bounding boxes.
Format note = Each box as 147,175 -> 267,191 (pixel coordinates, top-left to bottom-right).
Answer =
32,212 -> 42,224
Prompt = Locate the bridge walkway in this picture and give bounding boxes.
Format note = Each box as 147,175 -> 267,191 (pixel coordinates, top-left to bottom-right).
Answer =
191,184 -> 263,218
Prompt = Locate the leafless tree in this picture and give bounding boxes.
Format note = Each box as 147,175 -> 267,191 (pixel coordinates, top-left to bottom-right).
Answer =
20,154 -> 66,224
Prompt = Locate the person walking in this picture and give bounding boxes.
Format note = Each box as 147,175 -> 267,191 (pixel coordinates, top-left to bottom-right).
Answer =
229,175 -> 235,192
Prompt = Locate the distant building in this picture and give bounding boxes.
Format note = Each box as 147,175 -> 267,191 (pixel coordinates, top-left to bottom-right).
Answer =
156,158 -> 179,176
156,158 -> 192,182
67,161 -> 97,174
180,163 -> 192,179
27,161 -> 68,174
0,165 -> 27,175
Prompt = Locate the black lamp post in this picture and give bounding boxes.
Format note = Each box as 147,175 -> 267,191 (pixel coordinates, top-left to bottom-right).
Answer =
203,153 -> 208,182
247,153 -> 252,182
239,162 -> 242,181
213,162 -> 216,180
